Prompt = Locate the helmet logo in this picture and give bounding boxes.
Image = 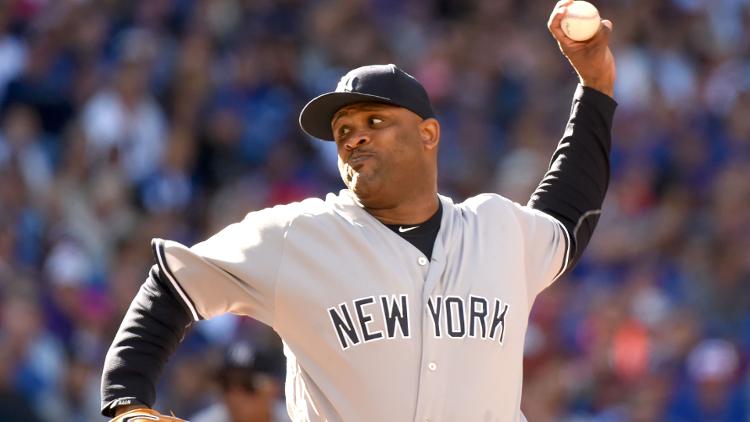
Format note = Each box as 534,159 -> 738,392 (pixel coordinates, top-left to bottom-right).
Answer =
337,75 -> 358,92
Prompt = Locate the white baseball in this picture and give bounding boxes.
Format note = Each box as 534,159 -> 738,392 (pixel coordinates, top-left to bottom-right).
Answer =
561,1 -> 601,42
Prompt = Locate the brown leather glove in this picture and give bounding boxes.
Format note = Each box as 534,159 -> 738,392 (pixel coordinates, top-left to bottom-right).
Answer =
110,408 -> 188,421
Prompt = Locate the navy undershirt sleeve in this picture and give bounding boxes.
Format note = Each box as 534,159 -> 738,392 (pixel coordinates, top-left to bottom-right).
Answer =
528,85 -> 616,271
100,265 -> 192,417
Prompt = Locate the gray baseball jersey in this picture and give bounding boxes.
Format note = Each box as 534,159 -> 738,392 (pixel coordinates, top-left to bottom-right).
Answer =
152,189 -> 569,422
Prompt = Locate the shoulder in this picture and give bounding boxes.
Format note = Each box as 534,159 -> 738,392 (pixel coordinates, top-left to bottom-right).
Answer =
262,194 -> 339,220
241,192 -> 350,230
458,193 -> 560,226
458,193 -> 517,214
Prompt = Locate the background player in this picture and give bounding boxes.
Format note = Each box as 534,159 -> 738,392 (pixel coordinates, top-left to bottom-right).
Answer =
102,1 -> 616,421
190,341 -> 290,422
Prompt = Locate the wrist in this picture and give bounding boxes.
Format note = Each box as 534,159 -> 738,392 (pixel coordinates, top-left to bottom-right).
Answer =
580,78 -> 614,98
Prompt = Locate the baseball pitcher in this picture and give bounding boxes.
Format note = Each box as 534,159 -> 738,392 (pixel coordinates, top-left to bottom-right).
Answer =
102,2 -> 617,421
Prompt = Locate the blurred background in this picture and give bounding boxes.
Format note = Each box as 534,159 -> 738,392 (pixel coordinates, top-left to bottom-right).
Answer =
0,0 -> 748,421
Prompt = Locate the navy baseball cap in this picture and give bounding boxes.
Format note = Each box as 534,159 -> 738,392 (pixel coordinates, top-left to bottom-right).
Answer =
299,64 -> 435,141
216,342 -> 278,380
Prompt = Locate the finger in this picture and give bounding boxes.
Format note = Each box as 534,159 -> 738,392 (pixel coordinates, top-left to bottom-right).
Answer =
547,0 -> 574,30
547,4 -> 571,39
600,19 -> 612,44
587,19 -> 613,47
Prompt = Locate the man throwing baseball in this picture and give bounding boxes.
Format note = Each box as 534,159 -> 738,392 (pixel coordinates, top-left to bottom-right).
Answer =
102,2 -> 616,421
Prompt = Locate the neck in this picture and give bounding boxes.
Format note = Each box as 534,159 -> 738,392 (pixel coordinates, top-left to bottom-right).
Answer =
363,189 -> 440,225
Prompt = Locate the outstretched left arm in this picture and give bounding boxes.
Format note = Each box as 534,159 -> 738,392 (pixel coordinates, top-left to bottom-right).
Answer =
528,0 -> 617,271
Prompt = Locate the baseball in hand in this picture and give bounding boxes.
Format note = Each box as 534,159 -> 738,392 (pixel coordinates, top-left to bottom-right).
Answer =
561,1 -> 601,41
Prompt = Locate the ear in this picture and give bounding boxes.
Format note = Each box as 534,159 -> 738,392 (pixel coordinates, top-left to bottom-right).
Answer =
418,118 -> 440,150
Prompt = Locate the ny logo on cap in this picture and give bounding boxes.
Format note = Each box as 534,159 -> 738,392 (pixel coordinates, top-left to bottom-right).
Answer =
336,75 -> 358,92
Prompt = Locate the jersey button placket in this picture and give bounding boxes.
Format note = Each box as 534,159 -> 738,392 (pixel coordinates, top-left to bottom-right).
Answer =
415,249 -> 445,422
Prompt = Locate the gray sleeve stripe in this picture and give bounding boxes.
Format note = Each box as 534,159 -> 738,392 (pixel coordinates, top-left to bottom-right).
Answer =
573,209 -> 602,240
152,239 -> 202,322
553,208 -> 601,280
550,216 -> 572,282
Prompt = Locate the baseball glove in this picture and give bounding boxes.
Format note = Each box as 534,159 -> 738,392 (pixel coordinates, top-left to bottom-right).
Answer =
110,408 -> 187,421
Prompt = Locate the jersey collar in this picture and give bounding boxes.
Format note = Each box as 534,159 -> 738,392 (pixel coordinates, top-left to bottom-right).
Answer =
329,189 -> 456,259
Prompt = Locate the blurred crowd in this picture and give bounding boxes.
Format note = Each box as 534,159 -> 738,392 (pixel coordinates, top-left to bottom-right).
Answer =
0,0 -> 748,421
